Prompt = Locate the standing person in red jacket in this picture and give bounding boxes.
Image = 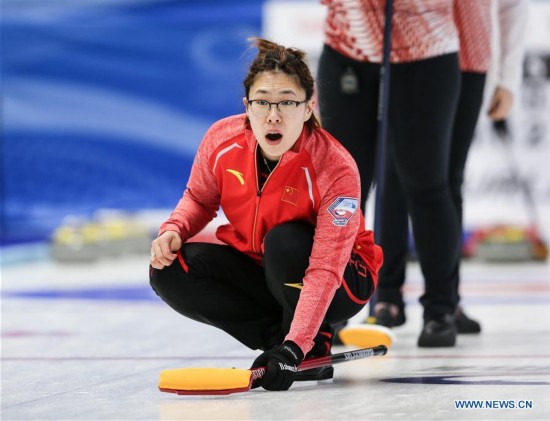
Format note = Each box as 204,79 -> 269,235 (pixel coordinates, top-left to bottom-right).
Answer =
149,38 -> 383,392
371,0 -> 528,335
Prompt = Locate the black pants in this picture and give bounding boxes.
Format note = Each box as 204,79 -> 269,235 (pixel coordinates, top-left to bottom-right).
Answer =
150,222 -> 375,351
377,72 -> 487,311
318,45 -> 462,318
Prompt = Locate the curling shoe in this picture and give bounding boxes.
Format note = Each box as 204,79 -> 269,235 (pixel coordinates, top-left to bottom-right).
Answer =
368,302 -> 406,328
455,306 -> 481,334
418,313 -> 457,347
295,365 -> 334,382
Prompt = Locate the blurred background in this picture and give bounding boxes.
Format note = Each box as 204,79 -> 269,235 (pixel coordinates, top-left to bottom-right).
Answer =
2,0 -> 549,264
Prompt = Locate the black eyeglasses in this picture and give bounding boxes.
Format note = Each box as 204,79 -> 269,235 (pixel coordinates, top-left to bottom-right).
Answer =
247,99 -> 307,116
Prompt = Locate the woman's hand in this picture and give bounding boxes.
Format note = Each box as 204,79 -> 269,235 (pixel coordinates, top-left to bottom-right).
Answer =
150,231 -> 182,269
487,86 -> 514,121
250,341 -> 304,391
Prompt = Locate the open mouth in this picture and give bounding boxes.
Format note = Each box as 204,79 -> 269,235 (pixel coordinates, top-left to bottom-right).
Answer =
266,133 -> 283,141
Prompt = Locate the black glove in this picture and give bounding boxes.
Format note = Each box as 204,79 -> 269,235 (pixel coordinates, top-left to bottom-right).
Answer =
250,341 -> 304,391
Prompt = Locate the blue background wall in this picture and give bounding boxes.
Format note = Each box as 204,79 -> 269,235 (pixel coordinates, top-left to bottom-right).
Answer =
2,0 -> 263,243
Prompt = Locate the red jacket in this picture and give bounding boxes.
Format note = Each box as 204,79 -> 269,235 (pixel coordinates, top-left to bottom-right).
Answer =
160,114 -> 383,354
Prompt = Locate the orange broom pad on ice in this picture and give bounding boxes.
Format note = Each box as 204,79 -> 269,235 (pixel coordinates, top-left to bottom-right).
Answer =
159,345 -> 388,395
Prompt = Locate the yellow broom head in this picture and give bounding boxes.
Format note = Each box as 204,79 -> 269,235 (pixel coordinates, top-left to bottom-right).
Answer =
338,324 -> 394,348
159,367 -> 253,392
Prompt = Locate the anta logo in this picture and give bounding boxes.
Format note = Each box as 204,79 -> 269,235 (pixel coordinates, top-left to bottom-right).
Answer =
226,169 -> 245,185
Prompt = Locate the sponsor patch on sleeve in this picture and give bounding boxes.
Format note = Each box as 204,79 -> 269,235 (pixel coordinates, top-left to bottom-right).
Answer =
327,197 -> 358,226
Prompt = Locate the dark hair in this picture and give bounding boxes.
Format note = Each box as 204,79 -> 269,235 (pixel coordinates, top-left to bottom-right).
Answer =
244,37 -> 320,130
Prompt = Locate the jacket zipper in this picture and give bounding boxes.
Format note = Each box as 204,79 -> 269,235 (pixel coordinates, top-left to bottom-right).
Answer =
252,146 -> 279,254
252,190 -> 261,253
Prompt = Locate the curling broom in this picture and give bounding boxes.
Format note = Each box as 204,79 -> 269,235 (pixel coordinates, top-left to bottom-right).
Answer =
159,344 -> 388,395
367,0 -> 394,319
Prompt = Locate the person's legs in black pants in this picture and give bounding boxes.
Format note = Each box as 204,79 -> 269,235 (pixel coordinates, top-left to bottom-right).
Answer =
151,222 -> 375,355
150,243 -> 284,351
368,70 -> 486,336
389,53 -> 461,346
448,71 -> 486,333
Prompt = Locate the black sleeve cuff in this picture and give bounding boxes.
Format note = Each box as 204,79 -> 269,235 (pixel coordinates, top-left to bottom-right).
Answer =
281,340 -> 305,363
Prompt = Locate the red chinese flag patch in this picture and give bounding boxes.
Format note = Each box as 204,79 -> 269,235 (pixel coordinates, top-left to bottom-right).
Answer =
281,186 -> 300,205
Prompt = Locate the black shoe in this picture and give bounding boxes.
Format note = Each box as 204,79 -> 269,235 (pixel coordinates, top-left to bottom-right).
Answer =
368,302 -> 406,328
418,314 -> 457,347
295,365 -> 334,382
455,306 -> 481,334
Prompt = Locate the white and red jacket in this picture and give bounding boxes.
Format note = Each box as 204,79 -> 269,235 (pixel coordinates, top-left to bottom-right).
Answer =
160,114 -> 383,354
454,0 -> 492,72
322,0 -> 527,92
322,0 -> 459,63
